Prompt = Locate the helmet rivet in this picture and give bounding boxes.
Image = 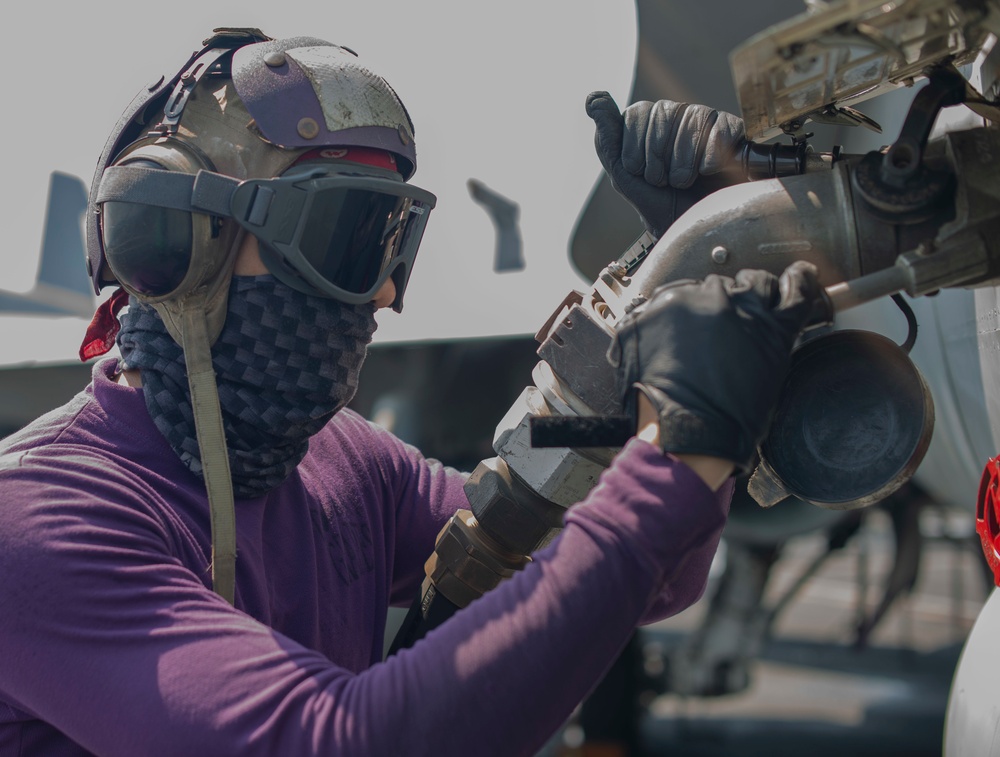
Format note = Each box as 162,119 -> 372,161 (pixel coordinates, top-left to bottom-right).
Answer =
397,124 -> 411,146
264,52 -> 287,68
297,117 -> 320,139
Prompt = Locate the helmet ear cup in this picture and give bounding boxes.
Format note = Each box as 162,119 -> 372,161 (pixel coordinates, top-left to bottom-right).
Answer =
101,159 -> 194,297
98,140 -> 228,303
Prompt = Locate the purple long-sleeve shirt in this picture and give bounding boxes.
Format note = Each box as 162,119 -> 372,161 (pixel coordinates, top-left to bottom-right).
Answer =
0,359 -> 731,756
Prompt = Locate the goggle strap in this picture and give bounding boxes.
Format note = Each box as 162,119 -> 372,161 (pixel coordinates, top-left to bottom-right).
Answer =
191,170 -> 242,216
98,165 -> 238,218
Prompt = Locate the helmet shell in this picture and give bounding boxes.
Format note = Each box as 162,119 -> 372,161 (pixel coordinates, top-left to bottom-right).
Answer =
232,38 -> 416,179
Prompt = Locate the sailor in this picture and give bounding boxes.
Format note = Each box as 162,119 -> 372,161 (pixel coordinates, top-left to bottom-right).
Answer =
0,29 -> 819,756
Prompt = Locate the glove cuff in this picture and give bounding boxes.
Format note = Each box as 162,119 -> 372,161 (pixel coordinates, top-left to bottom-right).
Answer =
636,385 -> 755,474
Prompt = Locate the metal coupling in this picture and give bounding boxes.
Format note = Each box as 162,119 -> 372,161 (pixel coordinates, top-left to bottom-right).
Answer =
465,456 -> 566,556
424,509 -> 532,609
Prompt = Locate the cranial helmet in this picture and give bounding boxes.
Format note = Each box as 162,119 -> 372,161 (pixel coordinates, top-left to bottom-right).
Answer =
84,28 -> 430,604
87,28 -> 424,344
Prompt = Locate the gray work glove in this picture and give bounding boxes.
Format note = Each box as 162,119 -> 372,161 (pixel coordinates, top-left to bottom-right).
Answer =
609,262 -> 822,473
586,92 -> 746,238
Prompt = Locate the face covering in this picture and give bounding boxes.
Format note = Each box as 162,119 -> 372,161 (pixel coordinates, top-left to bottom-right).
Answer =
117,274 -> 378,497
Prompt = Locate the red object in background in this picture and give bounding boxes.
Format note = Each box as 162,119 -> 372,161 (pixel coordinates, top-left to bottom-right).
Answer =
976,455 -> 1000,586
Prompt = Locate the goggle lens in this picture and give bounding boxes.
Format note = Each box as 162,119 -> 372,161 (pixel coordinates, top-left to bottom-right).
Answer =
233,170 -> 436,309
298,188 -> 423,297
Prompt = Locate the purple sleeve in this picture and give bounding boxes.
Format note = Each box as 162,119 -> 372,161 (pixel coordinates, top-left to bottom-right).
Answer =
0,439 -> 729,757
374,431 -> 472,606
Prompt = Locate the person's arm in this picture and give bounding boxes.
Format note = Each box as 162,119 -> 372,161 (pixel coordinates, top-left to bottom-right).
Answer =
0,440 -> 724,757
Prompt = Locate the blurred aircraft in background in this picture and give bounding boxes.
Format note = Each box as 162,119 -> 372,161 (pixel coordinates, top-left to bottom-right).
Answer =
0,171 -> 96,435
1,172 -> 92,318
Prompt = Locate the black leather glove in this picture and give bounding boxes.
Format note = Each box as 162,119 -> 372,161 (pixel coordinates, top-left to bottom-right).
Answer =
609,262 -> 822,473
586,92 -> 746,239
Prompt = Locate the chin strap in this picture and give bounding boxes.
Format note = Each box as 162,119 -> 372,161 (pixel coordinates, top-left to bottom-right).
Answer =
181,306 -> 237,604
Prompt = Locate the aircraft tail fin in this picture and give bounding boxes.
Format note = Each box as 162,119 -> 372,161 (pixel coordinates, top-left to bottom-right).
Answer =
37,172 -> 92,302
0,172 -> 95,318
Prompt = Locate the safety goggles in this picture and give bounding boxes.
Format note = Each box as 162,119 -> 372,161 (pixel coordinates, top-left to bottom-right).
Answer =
235,164 -> 435,310
97,161 -> 436,311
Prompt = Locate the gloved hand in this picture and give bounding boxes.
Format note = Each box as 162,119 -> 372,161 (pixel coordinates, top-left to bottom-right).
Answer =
586,92 -> 746,238
609,262 -> 822,474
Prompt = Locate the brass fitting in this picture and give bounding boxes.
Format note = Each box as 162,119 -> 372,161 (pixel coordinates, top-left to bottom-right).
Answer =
425,510 -> 532,609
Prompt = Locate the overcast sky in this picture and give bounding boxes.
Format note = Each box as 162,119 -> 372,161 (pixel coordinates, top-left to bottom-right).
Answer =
2,0 -> 637,355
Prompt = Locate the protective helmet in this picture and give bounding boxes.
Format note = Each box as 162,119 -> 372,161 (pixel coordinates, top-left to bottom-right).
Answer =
86,28 -> 429,344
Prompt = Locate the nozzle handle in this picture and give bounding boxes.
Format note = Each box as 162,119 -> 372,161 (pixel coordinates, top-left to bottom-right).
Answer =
811,265 -> 912,326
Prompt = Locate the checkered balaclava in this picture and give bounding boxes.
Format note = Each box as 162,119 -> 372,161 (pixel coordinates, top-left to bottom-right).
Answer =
117,274 -> 378,497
